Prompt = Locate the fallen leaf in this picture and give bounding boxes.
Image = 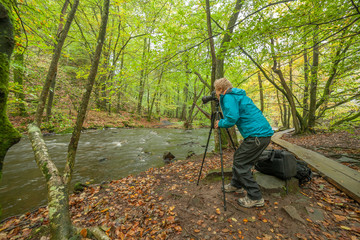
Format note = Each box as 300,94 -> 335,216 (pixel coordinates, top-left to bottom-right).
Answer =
263,233 -> 273,240
80,228 -> 87,238
340,226 -> 351,231
333,214 -> 346,222
216,208 -> 221,215
101,208 -> 109,213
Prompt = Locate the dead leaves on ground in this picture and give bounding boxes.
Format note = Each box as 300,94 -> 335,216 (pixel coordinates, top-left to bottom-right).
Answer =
0,144 -> 360,239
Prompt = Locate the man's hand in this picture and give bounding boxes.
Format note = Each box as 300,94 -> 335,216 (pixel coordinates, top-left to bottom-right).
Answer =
214,120 -> 219,129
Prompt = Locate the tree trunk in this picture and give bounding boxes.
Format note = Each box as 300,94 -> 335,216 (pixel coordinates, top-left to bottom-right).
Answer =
137,38 -> 149,116
239,45 -> 304,132
316,36 -> 350,118
276,90 -> 284,128
64,0 -> 110,186
180,83 -> 189,121
148,67 -> 164,121
215,0 -> 243,79
302,43 -> 309,125
308,29 -> 319,130
28,124 -> 73,239
184,86 -> 204,129
258,72 -> 264,112
34,0 -> 79,127
13,51 -> 27,116
46,0 -> 70,121
205,0 -> 222,150
0,2 -> 21,184
205,0 -> 217,91
116,52 -> 125,112
46,72 -> 57,121
271,38 -> 300,133
213,0 -> 242,148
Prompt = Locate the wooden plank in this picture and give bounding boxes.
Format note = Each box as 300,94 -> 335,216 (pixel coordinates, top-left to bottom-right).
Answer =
272,130 -> 360,204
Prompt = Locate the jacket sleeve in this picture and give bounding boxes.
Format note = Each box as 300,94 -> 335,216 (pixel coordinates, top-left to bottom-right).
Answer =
218,95 -> 240,128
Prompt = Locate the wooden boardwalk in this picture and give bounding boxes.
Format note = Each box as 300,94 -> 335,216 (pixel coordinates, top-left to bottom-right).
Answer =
272,129 -> 360,204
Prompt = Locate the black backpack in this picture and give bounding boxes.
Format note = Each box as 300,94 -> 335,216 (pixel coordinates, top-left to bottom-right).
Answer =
255,149 -> 297,180
295,160 -> 312,185
255,149 -> 312,184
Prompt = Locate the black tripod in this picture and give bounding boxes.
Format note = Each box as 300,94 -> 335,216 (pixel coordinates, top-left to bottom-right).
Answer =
197,100 -> 236,211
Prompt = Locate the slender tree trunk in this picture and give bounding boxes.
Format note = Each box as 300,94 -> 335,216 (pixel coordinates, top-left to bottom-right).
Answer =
302,43 -> 309,125
258,72 -> 264,112
0,2 -> 21,184
213,0 -> 242,148
185,86 -> 204,129
64,0 -> 110,186
271,39 -> 300,133
176,83 -> 180,118
276,90 -> 284,128
35,0 -> 79,127
316,36 -> 350,117
46,72 -> 57,120
180,83 -> 189,120
148,67 -> 164,121
96,48 -> 110,111
137,38 -> 149,115
205,0 -> 224,149
283,95 -> 288,128
13,51 -> 27,116
205,0 -> 217,91
308,29 -> 319,130
116,52 -> 125,112
215,0 -> 243,79
46,0 -> 70,121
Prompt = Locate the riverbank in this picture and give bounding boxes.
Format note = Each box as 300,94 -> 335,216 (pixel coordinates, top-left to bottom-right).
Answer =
1,136 -> 359,239
9,110 -> 189,134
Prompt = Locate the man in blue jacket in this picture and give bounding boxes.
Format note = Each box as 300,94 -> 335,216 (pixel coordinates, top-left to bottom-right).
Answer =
214,78 -> 274,208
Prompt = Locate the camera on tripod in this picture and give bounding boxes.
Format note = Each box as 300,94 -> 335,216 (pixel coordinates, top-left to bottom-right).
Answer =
202,91 -> 218,104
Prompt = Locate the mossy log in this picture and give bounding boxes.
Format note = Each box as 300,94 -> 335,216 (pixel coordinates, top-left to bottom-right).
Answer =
28,123 -> 73,239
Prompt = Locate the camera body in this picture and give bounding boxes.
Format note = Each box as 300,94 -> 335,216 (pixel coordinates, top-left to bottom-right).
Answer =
202,91 -> 218,104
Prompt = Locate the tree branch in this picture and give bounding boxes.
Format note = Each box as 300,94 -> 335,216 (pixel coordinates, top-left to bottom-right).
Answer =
191,71 -> 211,90
330,111 -> 360,129
350,0 -> 360,15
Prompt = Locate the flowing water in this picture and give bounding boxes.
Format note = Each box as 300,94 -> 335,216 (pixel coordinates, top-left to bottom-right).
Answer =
0,128 -> 213,221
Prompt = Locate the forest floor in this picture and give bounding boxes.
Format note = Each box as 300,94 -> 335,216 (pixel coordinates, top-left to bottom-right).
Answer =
1,113 -> 360,239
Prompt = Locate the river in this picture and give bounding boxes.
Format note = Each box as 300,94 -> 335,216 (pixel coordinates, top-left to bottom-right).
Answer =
0,128 -> 214,221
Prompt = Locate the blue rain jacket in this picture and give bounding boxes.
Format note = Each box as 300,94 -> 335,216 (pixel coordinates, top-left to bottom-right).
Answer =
218,88 -> 274,139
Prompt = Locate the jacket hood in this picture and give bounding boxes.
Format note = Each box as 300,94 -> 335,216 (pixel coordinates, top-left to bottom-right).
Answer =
225,88 -> 246,96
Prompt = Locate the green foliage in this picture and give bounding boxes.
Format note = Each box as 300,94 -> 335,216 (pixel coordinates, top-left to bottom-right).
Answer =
41,111 -> 74,133
4,0 -> 358,133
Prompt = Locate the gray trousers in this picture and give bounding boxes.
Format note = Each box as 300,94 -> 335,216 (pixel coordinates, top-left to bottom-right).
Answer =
231,136 -> 271,200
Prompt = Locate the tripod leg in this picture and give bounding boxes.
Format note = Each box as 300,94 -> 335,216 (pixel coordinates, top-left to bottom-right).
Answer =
218,125 -> 227,211
197,120 -> 214,186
